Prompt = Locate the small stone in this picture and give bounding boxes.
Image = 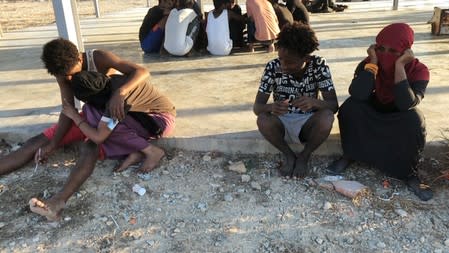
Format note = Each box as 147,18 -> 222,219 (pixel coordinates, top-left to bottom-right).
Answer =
395,209 -> 408,217
241,174 -> 251,183
162,170 -> 170,175
100,217 -> 108,222
224,193 -> 233,202
250,182 -> 262,191
444,238 -> 449,246
315,238 -> 324,245
202,155 -> 211,161
228,161 -> 247,174
32,237 -> 39,242
106,221 -> 114,226
323,202 -> 332,210
174,228 -> 181,233
346,237 -> 354,244
64,216 -> 71,221
376,242 -> 386,248
138,173 -> 152,181
0,222 -> 5,228
146,240 -> 155,247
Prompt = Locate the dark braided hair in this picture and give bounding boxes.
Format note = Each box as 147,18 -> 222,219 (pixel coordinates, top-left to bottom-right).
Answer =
277,21 -> 319,58
41,38 -> 80,76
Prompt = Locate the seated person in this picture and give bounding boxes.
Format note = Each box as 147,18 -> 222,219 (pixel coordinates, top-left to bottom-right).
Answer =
228,0 -> 246,48
206,0 -> 246,55
246,0 -> 280,52
63,71 -> 176,173
139,0 -> 175,54
302,0 -> 347,13
253,22 -> 338,178
326,23 -> 432,201
163,0 -> 201,56
269,0 -> 294,29
283,0 -> 309,24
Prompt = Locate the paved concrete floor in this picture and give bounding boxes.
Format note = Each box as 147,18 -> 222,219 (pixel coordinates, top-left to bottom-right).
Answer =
0,1 -> 448,155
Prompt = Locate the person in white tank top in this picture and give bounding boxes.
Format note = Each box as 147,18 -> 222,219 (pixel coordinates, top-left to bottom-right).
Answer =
163,0 -> 200,56
206,0 -> 233,56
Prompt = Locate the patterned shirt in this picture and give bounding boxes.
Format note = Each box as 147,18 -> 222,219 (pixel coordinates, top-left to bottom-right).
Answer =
258,55 -> 335,114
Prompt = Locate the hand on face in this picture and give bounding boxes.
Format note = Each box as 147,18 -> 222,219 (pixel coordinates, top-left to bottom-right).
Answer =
396,48 -> 415,66
367,44 -> 377,64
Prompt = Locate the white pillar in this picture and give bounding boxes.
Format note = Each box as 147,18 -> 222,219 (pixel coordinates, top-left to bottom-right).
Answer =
94,0 -> 101,18
392,0 -> 399,10
147,0 -> 151,7
52,0 -> 84,109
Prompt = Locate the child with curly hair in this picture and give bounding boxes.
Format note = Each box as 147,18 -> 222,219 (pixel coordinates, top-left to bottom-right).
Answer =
253,22 -> 338,179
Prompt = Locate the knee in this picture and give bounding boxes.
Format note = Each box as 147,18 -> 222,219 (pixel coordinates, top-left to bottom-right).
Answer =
256,113 -> 272,130
317,109 -> 335,130
80,140 -> 99,155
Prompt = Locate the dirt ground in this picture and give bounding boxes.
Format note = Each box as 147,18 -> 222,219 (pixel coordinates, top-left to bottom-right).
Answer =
1,1 -> 449,252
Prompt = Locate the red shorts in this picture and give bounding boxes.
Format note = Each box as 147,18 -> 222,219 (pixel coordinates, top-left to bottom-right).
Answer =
43,115 -> 106,160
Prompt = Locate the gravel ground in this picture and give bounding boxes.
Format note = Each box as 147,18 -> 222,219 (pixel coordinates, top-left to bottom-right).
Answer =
1,1 -> 449,252
0,139 -> 449,253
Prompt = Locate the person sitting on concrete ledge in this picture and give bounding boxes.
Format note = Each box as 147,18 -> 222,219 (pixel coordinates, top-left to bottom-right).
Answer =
0,38 -> 171,221
326,23 -> 433,201
163,0 -> 201,56
138,0 -> 176,54
246,0 -> 280,53
253,21 -> 338,179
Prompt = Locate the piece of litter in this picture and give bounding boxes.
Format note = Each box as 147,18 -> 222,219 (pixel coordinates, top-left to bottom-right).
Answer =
322,175 -> 344,182
132,184 -> 146,196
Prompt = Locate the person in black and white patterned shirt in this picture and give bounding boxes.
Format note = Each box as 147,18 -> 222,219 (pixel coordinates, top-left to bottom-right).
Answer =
253,22 -> 338,179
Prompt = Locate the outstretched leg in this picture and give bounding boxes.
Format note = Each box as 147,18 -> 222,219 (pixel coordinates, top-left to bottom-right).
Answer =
257,112 -> 296,177
292,109 -> 334,178
29,140 -> 99,221
0,134 -> 49,176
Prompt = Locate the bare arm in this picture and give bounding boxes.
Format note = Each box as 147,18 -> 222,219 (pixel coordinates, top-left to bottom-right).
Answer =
290,89 -> 338,113
253,91 -> 289,116
62,100 -> 112,144
93,50 -> 149,121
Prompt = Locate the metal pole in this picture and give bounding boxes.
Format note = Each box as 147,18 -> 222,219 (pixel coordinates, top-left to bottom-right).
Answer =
392,0 -> 399,10
94,0 -> 100,18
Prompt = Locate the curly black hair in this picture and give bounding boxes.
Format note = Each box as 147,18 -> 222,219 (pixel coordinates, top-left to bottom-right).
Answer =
41,38 -> 80,76
277,21 -> 319,58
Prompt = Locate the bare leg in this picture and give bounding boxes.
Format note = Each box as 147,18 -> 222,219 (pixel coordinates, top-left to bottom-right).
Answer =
138,144 -> 165,173
267,43 -> 275,53
0,134 -> 49,176
248,43 -> 255,53
29,140 -> 99,221
257,112 -> 296,177
113,151 -> 144,172
292,109 -> 335,178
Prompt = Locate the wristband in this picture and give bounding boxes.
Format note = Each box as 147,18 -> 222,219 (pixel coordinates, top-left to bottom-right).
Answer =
364,63 -> 378,76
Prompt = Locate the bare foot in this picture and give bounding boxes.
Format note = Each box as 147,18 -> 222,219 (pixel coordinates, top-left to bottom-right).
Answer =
279,154 -> 295,178
292,154 -> 309,179
138,146 -> 165,174
29,197 -> 65,221
114,152 -> 144,172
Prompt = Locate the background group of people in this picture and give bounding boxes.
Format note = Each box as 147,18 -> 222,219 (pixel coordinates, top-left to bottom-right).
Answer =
138,0 -> 347,56
0,17 -> 432,221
